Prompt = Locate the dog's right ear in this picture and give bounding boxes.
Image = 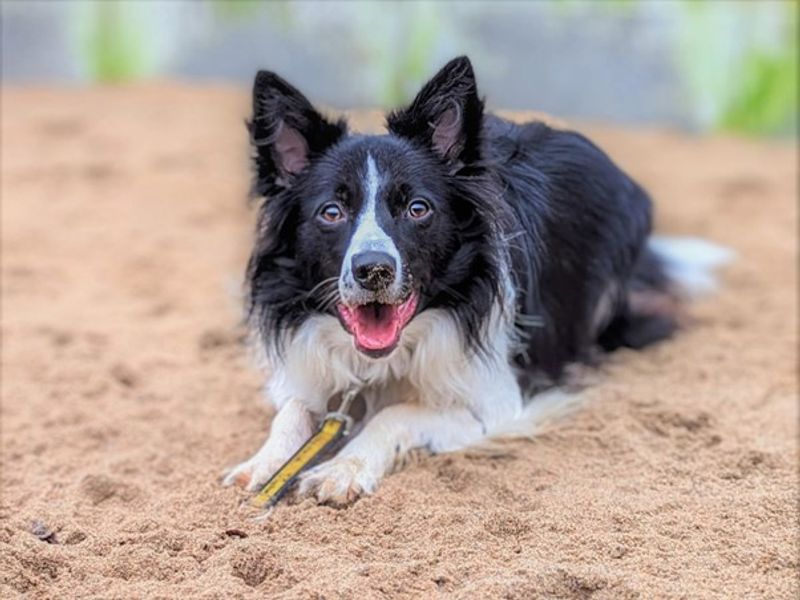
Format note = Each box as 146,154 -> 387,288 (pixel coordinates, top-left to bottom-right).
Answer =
249,71 -> 347,196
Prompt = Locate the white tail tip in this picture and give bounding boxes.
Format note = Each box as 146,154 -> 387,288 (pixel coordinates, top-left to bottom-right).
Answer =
649,236 -> 735,297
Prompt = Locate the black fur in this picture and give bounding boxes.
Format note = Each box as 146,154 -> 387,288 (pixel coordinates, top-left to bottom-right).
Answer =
246,56 -> 676,386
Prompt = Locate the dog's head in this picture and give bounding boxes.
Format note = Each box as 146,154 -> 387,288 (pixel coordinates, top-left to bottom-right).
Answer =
248,57 -> 503,358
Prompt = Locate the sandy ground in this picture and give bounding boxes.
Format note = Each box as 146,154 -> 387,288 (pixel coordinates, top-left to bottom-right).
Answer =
1,85 -> 797,599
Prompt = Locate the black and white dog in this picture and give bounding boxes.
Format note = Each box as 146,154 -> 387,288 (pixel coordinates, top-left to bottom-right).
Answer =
224,57 -> 728,504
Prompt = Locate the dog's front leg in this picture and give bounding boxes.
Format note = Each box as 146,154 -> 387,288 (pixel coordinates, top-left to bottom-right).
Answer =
223,398 -> 313,491
298,403 -> 487,505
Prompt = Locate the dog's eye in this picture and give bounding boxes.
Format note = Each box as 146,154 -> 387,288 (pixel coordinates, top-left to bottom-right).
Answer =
318,202 -> 345,223
407,199 -> 432,220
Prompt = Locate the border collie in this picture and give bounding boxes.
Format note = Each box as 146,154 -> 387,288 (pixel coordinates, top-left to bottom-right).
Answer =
223,56 -> 729,504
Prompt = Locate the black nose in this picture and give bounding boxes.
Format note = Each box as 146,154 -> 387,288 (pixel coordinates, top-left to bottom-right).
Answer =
351,251 -> 397,291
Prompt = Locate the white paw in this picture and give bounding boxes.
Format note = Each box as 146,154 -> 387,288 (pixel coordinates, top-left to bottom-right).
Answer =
297,456 -> 379,505
222,452 -> 285,492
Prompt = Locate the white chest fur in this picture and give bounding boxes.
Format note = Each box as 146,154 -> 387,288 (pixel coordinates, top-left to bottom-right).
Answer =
263,303 -> 521,425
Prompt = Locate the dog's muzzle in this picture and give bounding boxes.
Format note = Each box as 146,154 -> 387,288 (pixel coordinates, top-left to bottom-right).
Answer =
351,251 -> 397,292
338,250 -> 416,357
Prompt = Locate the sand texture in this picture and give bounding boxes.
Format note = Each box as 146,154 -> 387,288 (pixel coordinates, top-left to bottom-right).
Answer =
1,85 -> 797,599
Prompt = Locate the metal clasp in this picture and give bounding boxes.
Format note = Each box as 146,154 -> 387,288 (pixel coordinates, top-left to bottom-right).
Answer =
323,386 -> 360,436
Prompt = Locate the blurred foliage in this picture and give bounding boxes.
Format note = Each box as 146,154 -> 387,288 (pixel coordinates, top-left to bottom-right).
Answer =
71,0 -> 797,136
83,2 -> 145,82
378,4 -> 441,105
677,0 -> 797,137
719,48 -> 797,136
211,0 -> 262,21
555,0 -> 639,15
211,0 -> 292,26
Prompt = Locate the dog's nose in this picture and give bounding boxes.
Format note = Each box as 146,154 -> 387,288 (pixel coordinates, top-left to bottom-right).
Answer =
351,251 -> 397,291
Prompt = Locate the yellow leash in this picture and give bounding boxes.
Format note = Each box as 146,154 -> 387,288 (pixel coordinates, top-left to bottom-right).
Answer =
250,388 -> 359,509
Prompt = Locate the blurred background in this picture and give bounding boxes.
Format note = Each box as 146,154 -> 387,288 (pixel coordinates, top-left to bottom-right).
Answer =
1,0 -> 797,137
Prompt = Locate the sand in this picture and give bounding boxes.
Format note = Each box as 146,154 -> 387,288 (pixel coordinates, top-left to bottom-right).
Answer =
1,84 -> 797,599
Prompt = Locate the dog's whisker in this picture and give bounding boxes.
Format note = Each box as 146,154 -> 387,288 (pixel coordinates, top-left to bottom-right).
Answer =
305,277 -> 339,300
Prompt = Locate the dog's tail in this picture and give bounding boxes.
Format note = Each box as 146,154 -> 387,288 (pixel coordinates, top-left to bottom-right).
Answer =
471,236 -> 734,452
598,236 -> 733,351
647,236 -> 735,298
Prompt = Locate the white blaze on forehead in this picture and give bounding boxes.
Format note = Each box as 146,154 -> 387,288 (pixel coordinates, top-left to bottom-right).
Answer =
343,153 -> 401,277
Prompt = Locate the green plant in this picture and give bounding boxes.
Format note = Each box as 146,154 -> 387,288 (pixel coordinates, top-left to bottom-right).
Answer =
719,48 -> 798,136
83,1 -> 145,82
380,4 -> 440,106
678,0 -> 797,137
211,0 -> 268,22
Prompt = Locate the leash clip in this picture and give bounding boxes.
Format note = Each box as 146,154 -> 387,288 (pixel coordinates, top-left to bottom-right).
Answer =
249,383 -> 362,510
324,387 -> 359,436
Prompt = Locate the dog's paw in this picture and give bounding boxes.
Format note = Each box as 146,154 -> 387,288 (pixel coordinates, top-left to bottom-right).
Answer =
222,453 -> 284,492
297,456 -> 378,505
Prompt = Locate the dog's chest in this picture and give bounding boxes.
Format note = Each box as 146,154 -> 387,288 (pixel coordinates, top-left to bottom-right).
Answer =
271,310 -> 468,413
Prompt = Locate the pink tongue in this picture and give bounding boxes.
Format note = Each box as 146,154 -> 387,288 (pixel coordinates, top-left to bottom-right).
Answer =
353,304 -> 402,350
339,295 -> 418,352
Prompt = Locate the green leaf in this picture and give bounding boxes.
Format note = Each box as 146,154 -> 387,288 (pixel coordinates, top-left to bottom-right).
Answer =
84,2 -> 145,83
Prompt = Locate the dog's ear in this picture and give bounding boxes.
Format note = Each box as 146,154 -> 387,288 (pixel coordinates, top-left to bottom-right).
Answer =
386,56 -> 484,165
249,70 -> 347,195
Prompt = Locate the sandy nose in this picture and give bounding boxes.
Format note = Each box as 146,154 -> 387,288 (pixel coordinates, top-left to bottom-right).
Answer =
351,250 -> 396,291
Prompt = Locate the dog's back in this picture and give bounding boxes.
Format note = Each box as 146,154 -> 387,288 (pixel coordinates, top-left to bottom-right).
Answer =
484,115 -> 728,386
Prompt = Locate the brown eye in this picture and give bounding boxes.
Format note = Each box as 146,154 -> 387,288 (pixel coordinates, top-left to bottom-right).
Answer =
407,199 -> 431,220
319,202 -> 345,223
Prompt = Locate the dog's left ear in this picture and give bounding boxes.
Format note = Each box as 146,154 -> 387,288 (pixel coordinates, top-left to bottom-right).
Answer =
386,56 -> 484,165
249,70 -> 347,196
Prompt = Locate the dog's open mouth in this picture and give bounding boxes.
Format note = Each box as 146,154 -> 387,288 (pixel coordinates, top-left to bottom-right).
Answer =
338,294 -> 418,357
